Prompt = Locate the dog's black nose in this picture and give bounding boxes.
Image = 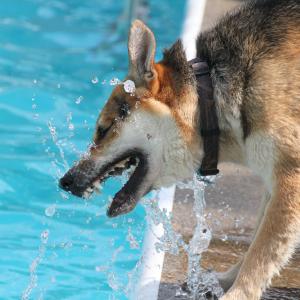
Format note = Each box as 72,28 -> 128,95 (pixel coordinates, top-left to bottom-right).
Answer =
59,174 -> 73,191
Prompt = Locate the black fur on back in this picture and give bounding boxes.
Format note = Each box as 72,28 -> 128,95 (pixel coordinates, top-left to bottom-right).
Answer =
197,0 -> 300,64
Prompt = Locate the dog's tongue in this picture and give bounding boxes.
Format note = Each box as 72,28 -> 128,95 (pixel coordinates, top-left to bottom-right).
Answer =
107,191 -> 138,217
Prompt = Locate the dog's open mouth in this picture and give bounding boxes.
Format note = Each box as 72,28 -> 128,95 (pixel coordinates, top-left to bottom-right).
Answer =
59,150 -> 149,217
82,155 -> 139,199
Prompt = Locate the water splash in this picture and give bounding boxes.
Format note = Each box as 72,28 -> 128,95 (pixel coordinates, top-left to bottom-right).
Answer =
143,195 -> 185,255
126,227 -> 140,249
66,112 -> 75,131
109,77 -> 136,95
75,95 -> 84,104
45,204 -> 56,217
123,79 -> 135,94
144,175 -> 223,299
47,120 -> 69,173
91,76 -> 99,84
184,175 -> 223,299
110,77 -> 122,86
21,230 -> 50,300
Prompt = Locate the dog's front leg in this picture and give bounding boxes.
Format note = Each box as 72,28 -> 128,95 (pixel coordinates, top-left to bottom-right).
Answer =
220,172 -> 300,300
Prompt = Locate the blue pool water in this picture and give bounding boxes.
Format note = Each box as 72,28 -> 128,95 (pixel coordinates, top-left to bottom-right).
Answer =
0,1 -> 184,299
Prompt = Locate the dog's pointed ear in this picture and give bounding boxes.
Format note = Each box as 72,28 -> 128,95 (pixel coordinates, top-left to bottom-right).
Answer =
128,20 -> 156,83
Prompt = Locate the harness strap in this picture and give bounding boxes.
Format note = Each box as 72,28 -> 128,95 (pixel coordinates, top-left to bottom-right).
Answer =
188,58 -> 220,176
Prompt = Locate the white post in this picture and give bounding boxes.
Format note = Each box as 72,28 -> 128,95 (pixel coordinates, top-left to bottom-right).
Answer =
181,0 -> 207,60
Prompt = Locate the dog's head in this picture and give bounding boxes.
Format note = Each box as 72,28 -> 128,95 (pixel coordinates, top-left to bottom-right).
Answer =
59,20 -> 202,217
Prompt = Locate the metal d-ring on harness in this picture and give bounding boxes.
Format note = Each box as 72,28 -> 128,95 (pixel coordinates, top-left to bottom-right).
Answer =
188,58 -> 220,178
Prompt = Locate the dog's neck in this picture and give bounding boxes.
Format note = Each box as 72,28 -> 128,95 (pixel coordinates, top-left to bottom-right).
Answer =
161,39 -> 246,171
182,61 -> 245,168
171,77 -> 244,175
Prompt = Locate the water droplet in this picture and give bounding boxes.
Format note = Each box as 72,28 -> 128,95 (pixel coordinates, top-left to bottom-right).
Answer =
75,96 -> 83,104
107,272 -> 119,291
91,76 -> 99,84
95,265 -> 107,272
48,122 -> 57,143
123,79 -> 136,94
66,112 -> 75,130
68,123 -> 74,130
45,204 -> 56,217
33,79 -> 37,84
221,234 -> 228,242
60,241 -> 72,249
126,228 -> 139,249
60,192 -> 69,200
110,77 -> 122,86
32,104 -> 37,109
101,79 -> 107,85
83,120 -> 89,129
57,83 -> 61,89
40,229 -> 49,243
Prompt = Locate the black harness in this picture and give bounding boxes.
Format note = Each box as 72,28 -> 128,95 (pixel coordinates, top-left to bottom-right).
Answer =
189,58 -> 220,177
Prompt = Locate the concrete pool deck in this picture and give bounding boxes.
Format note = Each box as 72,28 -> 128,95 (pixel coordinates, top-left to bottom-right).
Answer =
157,0 -> 300,299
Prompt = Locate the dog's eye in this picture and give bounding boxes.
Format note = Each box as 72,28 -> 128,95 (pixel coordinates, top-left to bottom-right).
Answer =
119,102 -> 130,119
97,124 -> 112,139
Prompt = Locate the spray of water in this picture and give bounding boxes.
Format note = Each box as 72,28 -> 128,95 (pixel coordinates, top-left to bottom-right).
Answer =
21,230 -> 50,300
109,77 -> 136,96
184,175 -> 223,299
146,175 -> 223,299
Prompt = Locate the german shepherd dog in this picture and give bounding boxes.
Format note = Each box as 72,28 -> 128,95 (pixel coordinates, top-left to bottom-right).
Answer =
60,0 -> 300,299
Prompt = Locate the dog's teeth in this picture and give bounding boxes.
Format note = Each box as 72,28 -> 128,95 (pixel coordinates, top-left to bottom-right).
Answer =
93,181 -> 101,188
83,191 -> 90,199
87,187 -> 93,193
115,162 -> 124,168
94,181 -> 102,192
